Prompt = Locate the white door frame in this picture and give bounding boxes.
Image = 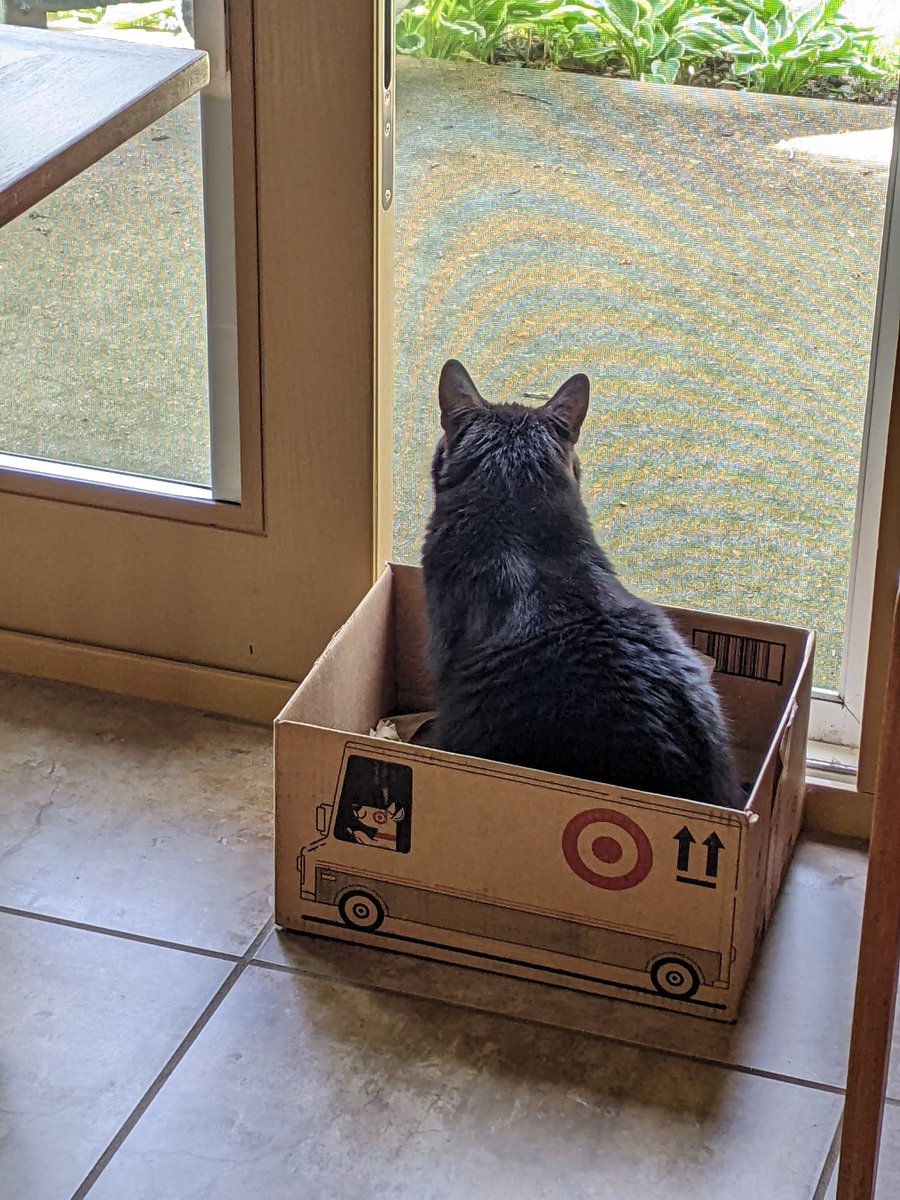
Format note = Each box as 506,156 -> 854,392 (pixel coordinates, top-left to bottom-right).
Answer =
809,99 -> 900,752
197,0 -> 242,503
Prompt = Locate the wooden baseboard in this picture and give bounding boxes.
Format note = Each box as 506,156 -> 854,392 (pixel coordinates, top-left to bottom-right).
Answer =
0,627 -> 296,724
804,777 -> 873,841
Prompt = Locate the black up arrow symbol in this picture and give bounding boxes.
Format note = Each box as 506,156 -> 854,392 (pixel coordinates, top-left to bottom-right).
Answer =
674,826 -> 695,872
703,832 -> 725,878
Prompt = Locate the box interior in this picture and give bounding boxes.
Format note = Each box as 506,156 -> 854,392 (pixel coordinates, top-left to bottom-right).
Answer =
280,563 -> 812,817
389,564 -> 810,803
278,567 -> 395,734
391,562 -> 436,713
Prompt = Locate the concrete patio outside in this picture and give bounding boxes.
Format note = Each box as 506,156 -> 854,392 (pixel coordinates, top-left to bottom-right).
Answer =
392,59 -> 895,691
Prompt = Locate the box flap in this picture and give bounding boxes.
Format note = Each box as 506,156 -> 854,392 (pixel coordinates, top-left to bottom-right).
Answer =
276,565 -> 395,734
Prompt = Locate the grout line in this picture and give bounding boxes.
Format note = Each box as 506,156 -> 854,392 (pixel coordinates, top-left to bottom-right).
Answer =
69,915 -> 275,1200
6,897 -> 877,1108
0,903 -> 244,964
248,953 -> 847,1098
811,1110 -> 844,1200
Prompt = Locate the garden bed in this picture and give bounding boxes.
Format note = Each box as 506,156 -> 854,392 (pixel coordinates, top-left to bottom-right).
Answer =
396,1 -> 900,107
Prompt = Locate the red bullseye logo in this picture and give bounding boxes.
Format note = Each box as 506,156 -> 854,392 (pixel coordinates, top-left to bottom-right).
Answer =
561,808 -> 653,891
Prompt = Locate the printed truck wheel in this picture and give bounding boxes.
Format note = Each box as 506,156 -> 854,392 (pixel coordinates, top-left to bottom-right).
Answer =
338,890 -> 385,932
650,957 -> 701,1000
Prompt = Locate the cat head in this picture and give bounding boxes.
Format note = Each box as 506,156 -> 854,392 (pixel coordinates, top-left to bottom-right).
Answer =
431,359 -> 590,495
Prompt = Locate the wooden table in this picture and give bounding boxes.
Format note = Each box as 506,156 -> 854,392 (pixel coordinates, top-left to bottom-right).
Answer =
0,24 -> 208,227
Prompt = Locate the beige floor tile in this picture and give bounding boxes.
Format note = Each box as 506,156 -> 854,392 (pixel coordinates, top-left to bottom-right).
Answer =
87,962 -> 840,1200
876,1104 -> 900,1199
0,673 -> 272,953
823,1102 -> 900,1199
260,834 -> 867,1091
0,910 -> 232,1200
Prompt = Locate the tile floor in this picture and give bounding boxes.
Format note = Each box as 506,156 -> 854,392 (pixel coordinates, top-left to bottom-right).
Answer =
0,671 -> 896,1200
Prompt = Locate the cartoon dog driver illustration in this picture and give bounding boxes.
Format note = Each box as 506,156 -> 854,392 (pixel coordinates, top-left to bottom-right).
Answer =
348,794 -> 406,851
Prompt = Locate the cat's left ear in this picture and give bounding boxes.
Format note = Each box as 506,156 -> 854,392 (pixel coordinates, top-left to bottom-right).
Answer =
543,373 -> 590,444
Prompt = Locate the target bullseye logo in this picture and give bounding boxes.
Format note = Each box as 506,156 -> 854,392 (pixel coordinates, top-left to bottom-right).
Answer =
562,808 -> 653,891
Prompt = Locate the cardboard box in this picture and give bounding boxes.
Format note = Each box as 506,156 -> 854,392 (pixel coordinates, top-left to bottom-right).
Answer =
275,564 -> 814,1021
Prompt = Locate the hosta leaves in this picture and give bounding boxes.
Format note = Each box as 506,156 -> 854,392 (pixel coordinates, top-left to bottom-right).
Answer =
396,0 -> 889,95
605,0 -> 642,27
647,25 -> 668,56
794,4 -> 827,42
437,16 -> 485,37
647,55 -> 681,81
397,30 -> 427,52
742,13 -> 769,51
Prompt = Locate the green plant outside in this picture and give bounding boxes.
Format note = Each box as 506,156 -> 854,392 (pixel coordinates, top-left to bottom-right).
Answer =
678,0 -> 882,94
396,0 -> 895,96
50,3 -> 182,34
558,0 -> 697,85
395,1 -> 587,63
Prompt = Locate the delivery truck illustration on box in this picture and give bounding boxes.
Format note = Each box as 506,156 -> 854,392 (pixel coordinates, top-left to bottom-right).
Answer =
274,563 -> 815,1022
294,741 -> 754,1014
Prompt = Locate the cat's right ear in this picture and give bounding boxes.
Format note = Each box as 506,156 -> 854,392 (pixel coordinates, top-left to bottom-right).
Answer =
543,373 -> 590,444
439,360 -> 487,431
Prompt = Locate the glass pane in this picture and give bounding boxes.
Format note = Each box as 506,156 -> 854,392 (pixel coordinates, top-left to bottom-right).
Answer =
391,2 -> 898,692
0,2 -> 211,487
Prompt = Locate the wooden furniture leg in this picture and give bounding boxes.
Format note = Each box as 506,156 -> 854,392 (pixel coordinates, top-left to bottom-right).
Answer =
837,584 -> 900,1199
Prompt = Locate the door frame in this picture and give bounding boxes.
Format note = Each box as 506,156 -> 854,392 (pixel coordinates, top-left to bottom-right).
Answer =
809,98 -> 900,753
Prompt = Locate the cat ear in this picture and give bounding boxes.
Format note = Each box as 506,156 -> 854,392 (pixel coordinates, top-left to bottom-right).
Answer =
543,373 -> 590,444
438,360 -> 487,431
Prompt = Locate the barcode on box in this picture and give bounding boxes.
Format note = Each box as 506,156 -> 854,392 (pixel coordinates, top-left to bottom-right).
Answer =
692,630 -> 786,685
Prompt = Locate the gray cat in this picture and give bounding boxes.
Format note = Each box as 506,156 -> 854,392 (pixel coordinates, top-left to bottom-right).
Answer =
420,360 -> 743,809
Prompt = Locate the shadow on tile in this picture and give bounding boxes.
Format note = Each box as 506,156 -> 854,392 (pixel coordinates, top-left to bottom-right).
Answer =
0,672 -> 273,954
87,962 -> 840,1200
259,834 -> 867,1091
0,910 -> 231,1200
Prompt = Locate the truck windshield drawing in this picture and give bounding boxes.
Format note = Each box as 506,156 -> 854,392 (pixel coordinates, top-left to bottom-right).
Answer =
332,755 -> 412,854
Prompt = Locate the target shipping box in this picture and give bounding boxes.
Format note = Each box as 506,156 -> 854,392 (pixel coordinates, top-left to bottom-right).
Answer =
275,564 -> 814,1021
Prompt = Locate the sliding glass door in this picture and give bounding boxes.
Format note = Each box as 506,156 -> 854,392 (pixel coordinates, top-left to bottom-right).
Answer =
382,1 -> 900,757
